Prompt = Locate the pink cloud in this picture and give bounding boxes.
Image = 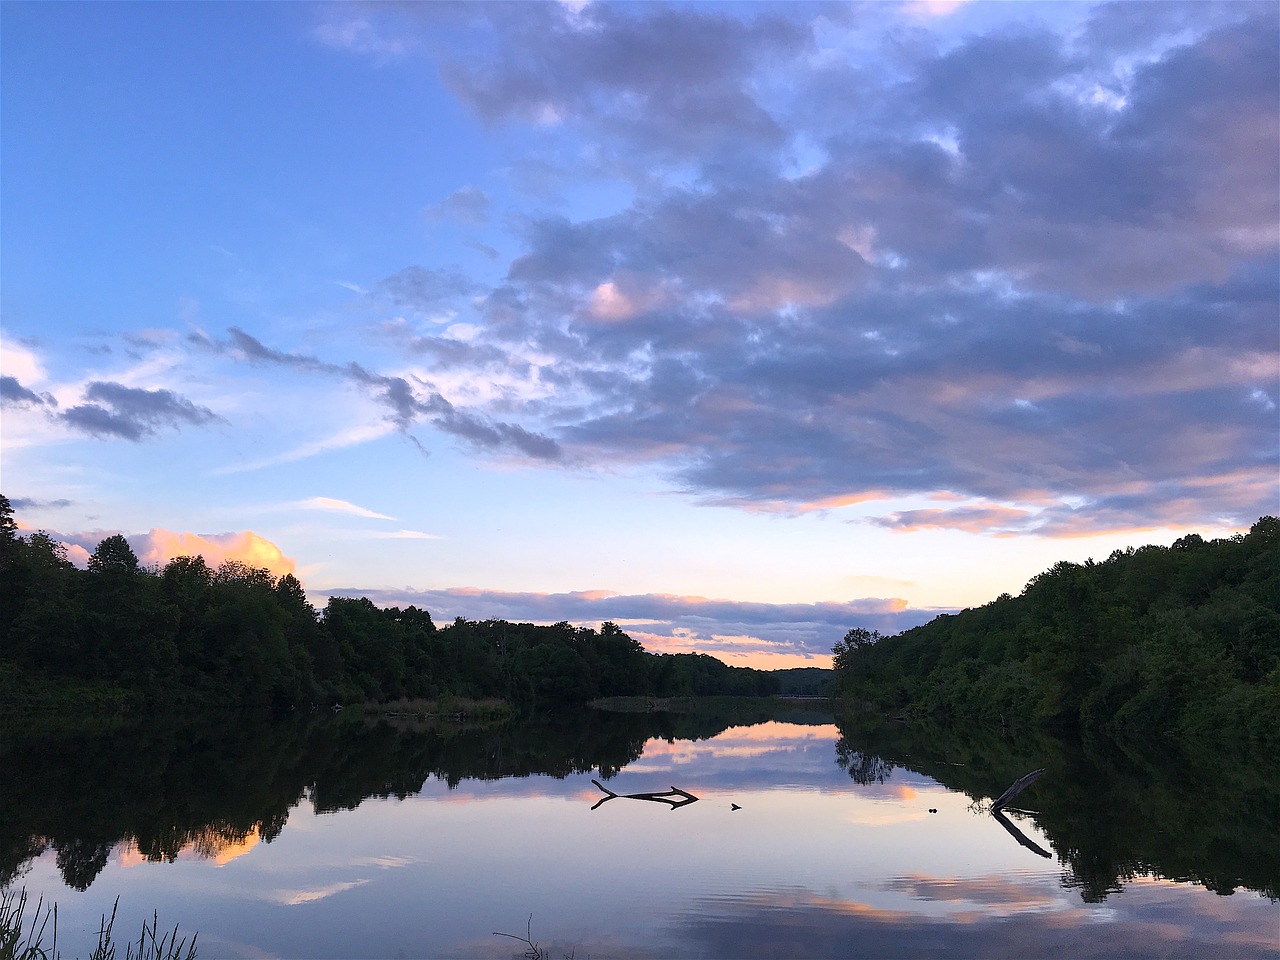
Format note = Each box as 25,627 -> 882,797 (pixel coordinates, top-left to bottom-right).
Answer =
133,529 -> 296,578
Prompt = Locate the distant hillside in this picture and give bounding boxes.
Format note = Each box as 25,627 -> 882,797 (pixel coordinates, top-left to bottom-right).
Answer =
771,667 -> 835,697
832,517 -> 1279,750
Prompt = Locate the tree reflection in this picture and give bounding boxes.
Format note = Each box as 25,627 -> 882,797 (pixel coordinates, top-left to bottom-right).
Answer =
834,714 -> 1279,902
834,741 -> 895,784
0,707 -> 749,891
53,838 -> 111,891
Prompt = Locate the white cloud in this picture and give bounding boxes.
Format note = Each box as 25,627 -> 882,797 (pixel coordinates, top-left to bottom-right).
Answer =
0,337 -> 46,384
296,497 -> 395,521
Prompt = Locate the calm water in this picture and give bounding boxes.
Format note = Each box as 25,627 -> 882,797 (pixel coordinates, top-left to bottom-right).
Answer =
3,707 -> 1277,958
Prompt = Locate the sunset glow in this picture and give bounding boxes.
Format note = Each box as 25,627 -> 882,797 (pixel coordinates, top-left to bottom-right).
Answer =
2,1 -> 1274,666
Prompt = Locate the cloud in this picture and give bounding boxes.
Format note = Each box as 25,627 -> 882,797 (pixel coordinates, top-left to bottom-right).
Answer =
205,327 -> 562,462
305,3 -> 1265,538
871,505 -> 1038,536
266,879 -> 370,907
9,497 -> 72,511
437,3 -> 811,161
378,266 -> 480,311
132,529 -> 297,578
903,0 -> 971,18
21,525 -> 296,580
312,10 -> 413,60
323,586 -> 943,661
424,186 -> 490,226
59,381 -> 221,441
295,497 -> 395,521
0,337 -> 46,384
187,4 -> 1280,536
671,879 -> 1280,959
0,375 -> 55,408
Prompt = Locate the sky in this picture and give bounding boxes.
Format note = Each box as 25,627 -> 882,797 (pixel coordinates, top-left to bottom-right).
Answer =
2,0 -> 1277,669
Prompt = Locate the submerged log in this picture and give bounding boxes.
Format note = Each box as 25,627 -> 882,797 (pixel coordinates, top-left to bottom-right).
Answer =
590,779 -> 699,811
991,767 -> 1046,812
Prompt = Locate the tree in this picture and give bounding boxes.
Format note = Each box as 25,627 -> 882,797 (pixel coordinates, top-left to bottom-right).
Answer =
87,534 -> 139,576
0,494 -> 24,639
7,532 -> 84,673
0,494 -> 17,547
833,627 -> 883,673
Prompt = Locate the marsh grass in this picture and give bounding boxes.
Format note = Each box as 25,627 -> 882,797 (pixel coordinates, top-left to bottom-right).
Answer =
0,889 -> 195,960
0,888 -> 56,960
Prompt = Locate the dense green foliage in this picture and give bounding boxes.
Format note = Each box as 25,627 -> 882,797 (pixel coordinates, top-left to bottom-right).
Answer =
0,495 -> 778,714
833,518 -> 1280,748
771,666 -> 835,696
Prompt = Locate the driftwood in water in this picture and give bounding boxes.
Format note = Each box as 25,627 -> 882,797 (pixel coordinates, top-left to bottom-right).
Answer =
991,808 -> 1052,858
590,779 -> 699,811
991,767 -> 1046,812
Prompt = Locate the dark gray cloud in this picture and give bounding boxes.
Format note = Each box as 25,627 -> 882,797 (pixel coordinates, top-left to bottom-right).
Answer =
1,375 -> 55,408
9,497 -> 72,510
438,2 -> 811,162
59,382 -> 221,441
224,327 -> 335,372
315,3 -> 1277,534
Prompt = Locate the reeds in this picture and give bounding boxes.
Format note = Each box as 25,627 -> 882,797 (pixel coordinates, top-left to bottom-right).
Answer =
0,889 -> 196,960
0,888 -> 56,960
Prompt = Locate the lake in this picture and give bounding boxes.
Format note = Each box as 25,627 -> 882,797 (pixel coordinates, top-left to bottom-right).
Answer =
3,705 -> 1276,958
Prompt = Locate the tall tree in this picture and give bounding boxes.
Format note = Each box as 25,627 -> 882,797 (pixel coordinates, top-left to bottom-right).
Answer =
87,534 -> 139,576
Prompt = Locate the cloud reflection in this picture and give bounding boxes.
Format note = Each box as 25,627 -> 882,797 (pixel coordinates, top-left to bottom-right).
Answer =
671,880 -> 1280,959
267,878 -> 371,907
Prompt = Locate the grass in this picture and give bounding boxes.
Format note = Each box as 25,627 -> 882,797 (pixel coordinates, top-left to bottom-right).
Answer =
0,889 -> 196,960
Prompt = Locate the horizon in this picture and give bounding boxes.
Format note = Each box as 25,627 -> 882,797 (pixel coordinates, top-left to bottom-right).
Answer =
3,1 -> 1276,670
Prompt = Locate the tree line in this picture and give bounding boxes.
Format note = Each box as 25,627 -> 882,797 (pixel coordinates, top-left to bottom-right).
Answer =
0,495 -> 778,715
831,516 -> 1279,750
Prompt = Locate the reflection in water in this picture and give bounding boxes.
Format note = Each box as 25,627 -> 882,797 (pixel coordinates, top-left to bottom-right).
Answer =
3,707 -> 1276,958
117,826 -> 260,869
832,715 -> 1280,902
834,740 -> 895,784
589,779 -> 699,810
991,809 -> 1053,859
0,709 -> 670,890
4,705 -> 825,892
675,880 -> 1280,960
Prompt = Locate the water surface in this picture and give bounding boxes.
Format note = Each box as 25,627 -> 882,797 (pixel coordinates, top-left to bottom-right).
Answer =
3,708 -> 1276,958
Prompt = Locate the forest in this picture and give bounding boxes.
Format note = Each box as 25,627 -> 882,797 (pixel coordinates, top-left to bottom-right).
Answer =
831,516 -> 1279,750
0,495 -> 777,716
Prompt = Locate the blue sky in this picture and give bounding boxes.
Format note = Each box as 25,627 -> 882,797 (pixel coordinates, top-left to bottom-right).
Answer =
3,1 -> 1276,668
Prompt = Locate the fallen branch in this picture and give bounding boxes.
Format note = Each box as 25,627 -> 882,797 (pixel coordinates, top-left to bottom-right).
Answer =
590,779 -> 699,811
991,767 -> 1046,812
